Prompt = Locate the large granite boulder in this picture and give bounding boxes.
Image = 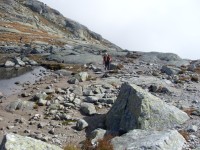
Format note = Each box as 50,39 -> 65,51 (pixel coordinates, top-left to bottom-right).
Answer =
112,129 -> 186,150
0,133 -> 63,150
106,83 -> 189,133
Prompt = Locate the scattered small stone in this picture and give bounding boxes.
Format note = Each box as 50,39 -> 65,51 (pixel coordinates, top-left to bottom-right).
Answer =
76,119 -> 88,131
38,122 -> 47,128
7,126 -> 14,130
21,92 -> 29,97
187,125 -> 198,132
24,129 -> 31,133
49,128 -> 55,135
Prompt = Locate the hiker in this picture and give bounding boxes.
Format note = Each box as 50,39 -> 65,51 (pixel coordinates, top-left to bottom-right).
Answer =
103,53 -> 112,70
19,37 -> 23,43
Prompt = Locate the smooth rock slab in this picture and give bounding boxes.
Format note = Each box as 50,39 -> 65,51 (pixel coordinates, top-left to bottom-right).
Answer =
112,129 -> 186,150
0,133 -> 63,150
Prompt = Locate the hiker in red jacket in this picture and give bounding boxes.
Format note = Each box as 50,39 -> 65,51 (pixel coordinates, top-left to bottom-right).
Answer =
103,53 -> 112,70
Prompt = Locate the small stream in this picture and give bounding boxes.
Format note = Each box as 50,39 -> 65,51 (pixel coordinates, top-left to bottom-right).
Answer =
0,66 -> 46,96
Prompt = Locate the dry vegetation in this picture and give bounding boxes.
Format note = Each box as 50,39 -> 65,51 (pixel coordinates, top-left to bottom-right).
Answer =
178,130 -> 190,142
195,66 -> 200,74
64,135 -> 114,150
0,21 -> 65,46
182,107 -> 197,116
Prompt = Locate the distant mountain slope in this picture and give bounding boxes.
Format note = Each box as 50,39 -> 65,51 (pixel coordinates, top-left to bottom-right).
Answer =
0,0 -> 121,51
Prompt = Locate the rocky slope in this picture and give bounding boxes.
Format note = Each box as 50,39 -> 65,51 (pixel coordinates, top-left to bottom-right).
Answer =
0,0 -> 124,65
0,0 -> 200,150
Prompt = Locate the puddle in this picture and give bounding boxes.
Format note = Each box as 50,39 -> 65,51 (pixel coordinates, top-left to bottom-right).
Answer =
0,66 -> 46,96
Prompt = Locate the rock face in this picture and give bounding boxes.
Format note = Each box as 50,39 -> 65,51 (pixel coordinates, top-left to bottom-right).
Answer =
106,83 -> 189,132
0,133 -> 63,150
0,0 -> 122,57
112,129 -> 186,150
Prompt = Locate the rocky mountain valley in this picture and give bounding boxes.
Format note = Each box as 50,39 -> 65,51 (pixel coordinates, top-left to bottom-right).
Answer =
0,0 -> 200,150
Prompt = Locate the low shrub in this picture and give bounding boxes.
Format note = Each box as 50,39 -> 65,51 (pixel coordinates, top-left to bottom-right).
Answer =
178,130 -> 189,142
96,134 -> 114,150
64,144 -> 80,150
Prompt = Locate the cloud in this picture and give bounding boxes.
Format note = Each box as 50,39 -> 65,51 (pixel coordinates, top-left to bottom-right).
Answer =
40,0 -> 200,60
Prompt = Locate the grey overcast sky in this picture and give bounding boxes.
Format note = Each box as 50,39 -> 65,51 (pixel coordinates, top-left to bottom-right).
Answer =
40,0 -> 200,60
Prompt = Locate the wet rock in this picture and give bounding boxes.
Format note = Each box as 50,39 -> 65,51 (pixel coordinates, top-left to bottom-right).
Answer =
112,129 -> 186,150
80,102 -> 96,115
76,119 -> 88,130
0,133 -> 62,150
106,83 -> 189,132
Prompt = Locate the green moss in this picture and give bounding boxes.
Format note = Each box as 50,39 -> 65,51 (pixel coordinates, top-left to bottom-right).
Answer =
33,103 -> 39,110
62,120 -> 76,126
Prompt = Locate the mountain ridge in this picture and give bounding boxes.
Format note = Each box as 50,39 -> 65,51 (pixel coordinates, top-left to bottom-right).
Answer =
0,0 -> 122,51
